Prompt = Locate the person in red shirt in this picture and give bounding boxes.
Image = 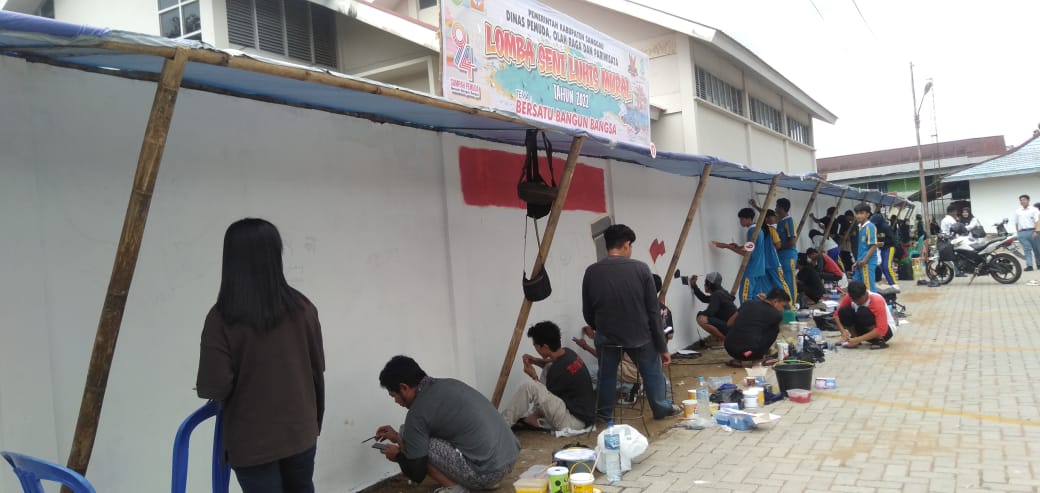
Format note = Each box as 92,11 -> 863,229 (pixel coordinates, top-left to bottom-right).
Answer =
807,247 -> 844,283
834,281 -> 895,349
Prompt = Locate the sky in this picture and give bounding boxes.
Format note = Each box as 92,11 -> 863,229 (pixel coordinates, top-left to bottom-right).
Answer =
640,0 -> 1040,158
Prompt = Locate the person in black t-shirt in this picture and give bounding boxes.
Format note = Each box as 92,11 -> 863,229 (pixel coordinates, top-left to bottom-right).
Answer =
796,255 -> 825,309
723,288 -> 790,368
690,271 -> 738,341
500,321 -> 596,431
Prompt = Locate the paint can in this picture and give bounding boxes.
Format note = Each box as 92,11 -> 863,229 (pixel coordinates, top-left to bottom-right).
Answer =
546,466 -> 569,493
570,472 -> 595,493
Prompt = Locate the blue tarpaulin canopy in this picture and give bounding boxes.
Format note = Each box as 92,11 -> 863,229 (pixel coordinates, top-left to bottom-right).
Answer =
0,11 -> 907,207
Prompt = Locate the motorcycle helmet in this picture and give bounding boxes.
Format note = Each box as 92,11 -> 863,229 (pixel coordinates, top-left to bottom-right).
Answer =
949,222 -> 968,236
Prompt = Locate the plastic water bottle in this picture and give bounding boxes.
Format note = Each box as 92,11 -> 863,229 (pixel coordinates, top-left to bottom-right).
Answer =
696,376 -> 711,419
603,421 -> 622,482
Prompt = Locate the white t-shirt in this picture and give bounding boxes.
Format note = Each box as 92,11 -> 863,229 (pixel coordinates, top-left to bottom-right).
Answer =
1015,206 -> 1039,231
940,215 -> 959,235
816,236 -> 839,252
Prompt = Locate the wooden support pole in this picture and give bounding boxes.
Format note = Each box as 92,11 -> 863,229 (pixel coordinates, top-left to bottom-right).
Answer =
794,181 -> 824,239
659,164 -> 712,302
491,136 -> 585,407
731,176 -> 781,295
65,48 -> 188,479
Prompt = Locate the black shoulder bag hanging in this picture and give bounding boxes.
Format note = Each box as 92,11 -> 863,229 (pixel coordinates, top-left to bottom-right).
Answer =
518,129 -> 556,301
516,129 -> 558,220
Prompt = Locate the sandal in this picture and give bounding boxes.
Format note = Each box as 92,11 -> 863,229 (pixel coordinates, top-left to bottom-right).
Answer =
725,359 -> 744,368
870,341 -> 889,350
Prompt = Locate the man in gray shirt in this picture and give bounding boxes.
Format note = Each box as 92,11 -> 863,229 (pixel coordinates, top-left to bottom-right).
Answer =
582,224 -> 679,420
375,356 -> 519,492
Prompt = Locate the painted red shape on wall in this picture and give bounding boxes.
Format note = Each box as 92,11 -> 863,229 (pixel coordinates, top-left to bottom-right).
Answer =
649,239 -> 666,264
458,147 -> 607,213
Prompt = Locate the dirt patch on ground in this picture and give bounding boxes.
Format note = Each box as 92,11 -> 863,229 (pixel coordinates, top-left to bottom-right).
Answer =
898,289 -> 941,303
362,348 -> 743,492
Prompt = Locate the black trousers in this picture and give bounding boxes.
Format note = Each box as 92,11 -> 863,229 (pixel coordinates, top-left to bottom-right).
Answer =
840,250 -> 855,273
837,305 -> 893,341
234,446 -> 316,493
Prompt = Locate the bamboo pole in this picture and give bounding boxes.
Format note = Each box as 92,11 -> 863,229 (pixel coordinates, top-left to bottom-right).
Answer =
658,164 -> 712,301
731,175 -> 781,295
64,48 -> 188,480
794,180 -> 824,239
491,136 -> 585,407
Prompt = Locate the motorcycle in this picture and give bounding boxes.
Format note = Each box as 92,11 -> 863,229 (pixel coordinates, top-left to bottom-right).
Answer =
993,218 -> 1027,260
928,227 -> 1022,285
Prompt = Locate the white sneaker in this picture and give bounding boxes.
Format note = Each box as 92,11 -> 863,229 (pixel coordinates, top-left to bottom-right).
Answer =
889,284 -> 900,292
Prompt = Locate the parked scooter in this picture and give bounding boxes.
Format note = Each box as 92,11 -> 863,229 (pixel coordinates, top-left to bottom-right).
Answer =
928,224 -> 1022,284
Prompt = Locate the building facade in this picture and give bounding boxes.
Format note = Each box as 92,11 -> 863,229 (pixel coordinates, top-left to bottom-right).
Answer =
6,0 -> 835,174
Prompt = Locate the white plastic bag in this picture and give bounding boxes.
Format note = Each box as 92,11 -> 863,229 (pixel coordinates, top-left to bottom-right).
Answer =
594,424 -> 648,473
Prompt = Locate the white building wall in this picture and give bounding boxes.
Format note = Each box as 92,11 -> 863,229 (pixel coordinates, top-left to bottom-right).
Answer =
696,103 -> 749,163
787,144 -> 815,174
750,127 -> 786,170
966,176 -> 1040,230
54,0 -> 159,35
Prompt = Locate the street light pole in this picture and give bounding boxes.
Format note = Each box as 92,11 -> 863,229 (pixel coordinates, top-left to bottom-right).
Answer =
911,63 -> 933,257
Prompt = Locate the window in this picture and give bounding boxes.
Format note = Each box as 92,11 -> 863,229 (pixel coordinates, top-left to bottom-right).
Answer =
418,0 -> 437,9
695,67 -> 743,116
227,0 -> 338,67
749,97 -> 782,133
159,0 -> 202,41
787,116 -> 813,146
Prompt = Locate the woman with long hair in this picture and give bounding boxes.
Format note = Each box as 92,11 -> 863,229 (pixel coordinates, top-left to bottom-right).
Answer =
197,218 -> 325,492
960,207 -> 985,239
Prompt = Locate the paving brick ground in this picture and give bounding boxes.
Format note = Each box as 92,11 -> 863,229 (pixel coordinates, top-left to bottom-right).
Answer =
601,274 -> 1040,492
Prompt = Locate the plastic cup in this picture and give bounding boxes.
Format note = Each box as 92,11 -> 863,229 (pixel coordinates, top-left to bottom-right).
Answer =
743,388 -> 761,408
682,399 -> 697,418
687,389 -> 697,401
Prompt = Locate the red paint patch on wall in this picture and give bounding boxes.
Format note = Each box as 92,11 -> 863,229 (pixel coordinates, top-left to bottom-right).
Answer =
458,147 -> 607,213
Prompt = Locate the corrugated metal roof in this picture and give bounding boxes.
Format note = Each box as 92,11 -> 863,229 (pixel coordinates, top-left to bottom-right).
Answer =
945,135 -> 1040,182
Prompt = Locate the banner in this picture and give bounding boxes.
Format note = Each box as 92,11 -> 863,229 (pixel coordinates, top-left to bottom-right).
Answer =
441,0 -> 651,148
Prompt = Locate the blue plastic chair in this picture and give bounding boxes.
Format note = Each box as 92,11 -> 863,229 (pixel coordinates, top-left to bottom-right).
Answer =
171,400 -> 230,493
1,451 -> 96,493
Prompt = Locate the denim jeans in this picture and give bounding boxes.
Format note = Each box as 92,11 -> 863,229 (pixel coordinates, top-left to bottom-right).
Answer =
233,446 -> 316,493
1018,230 -> 1040,268
594,335 -> 673,419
